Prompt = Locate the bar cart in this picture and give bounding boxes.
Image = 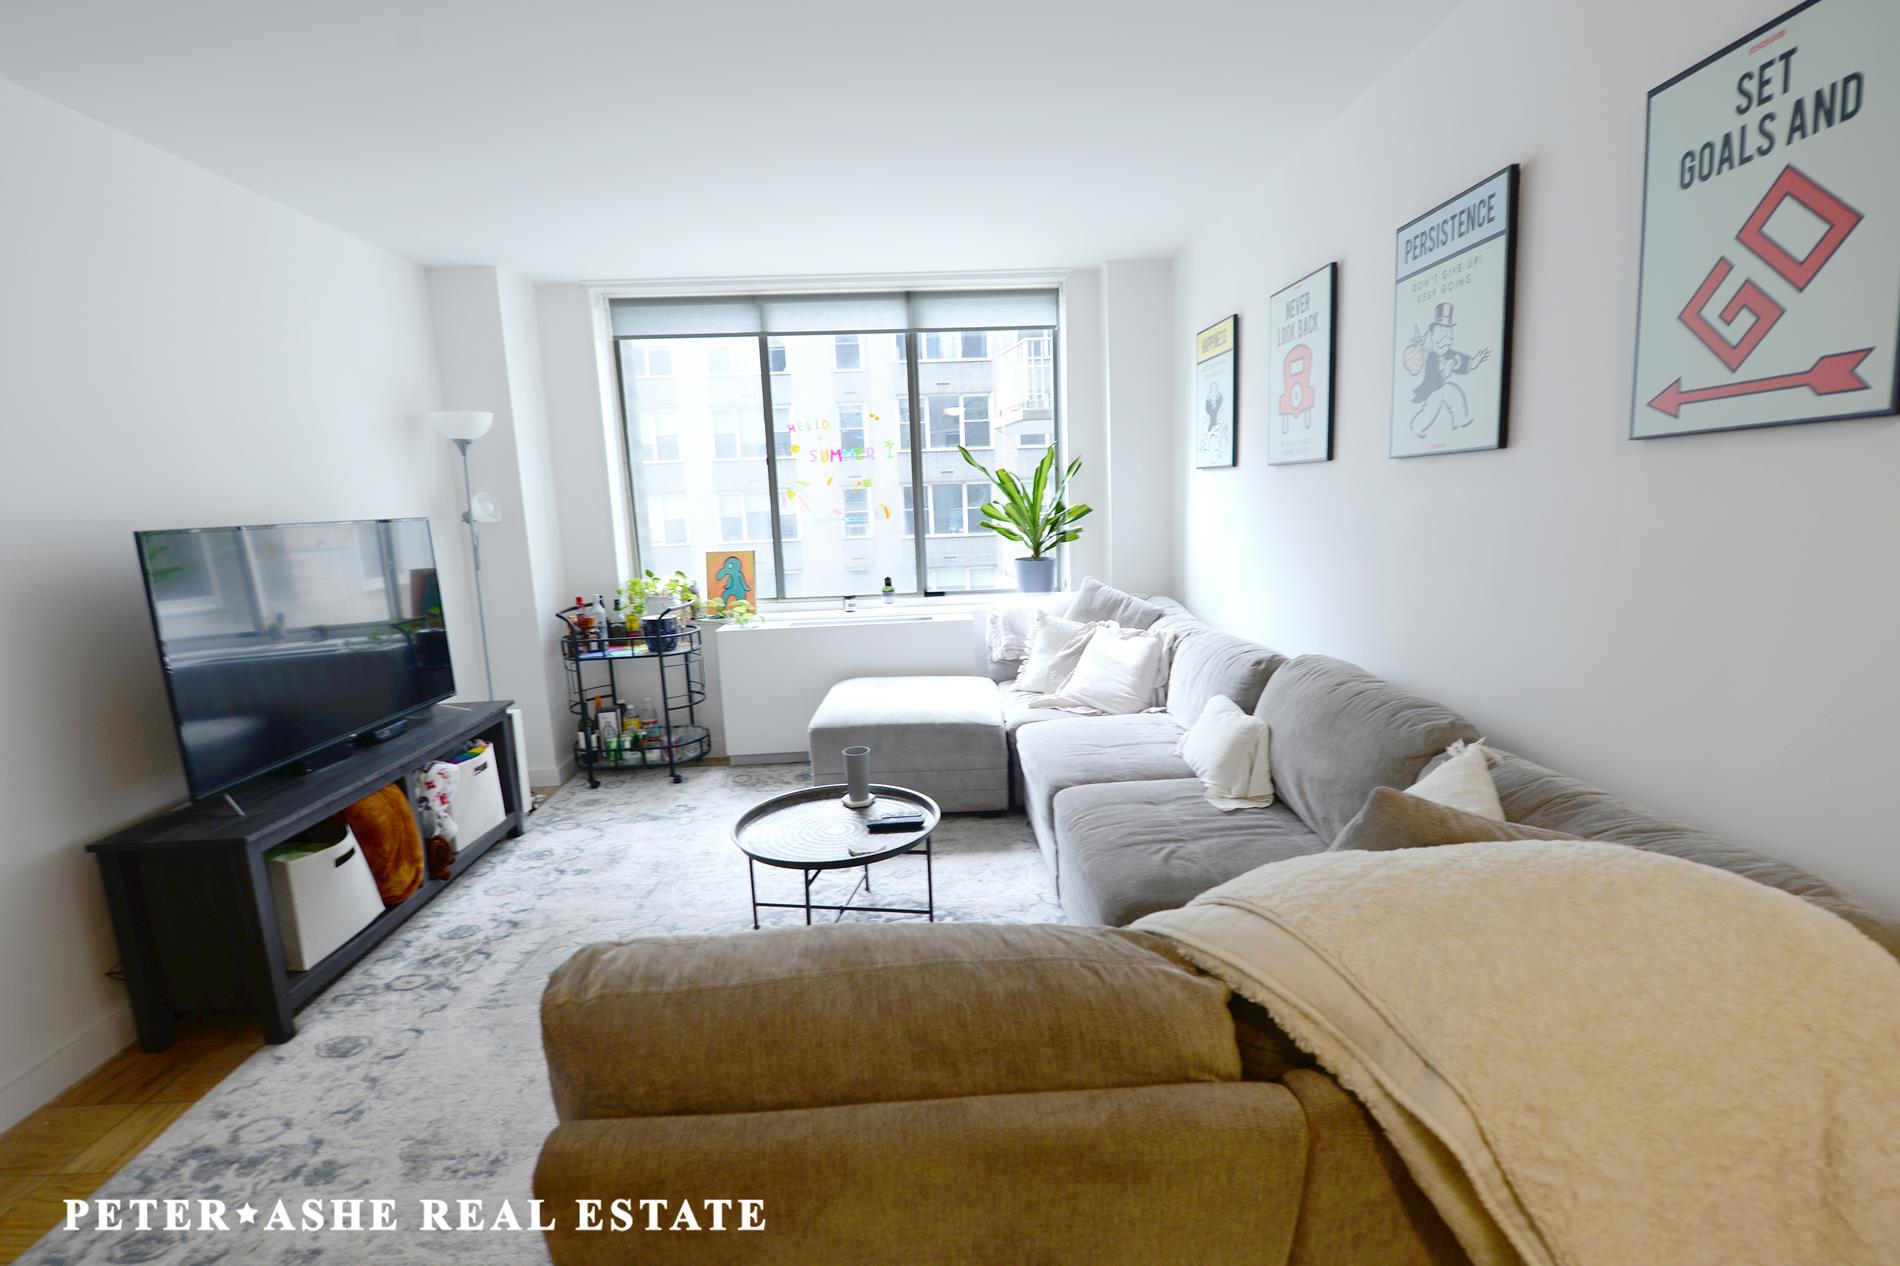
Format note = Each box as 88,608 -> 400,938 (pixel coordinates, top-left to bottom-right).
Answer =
558,602 -> 710,786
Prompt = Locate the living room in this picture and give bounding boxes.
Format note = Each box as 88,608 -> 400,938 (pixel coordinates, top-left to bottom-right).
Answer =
2,0 -> 1897,1263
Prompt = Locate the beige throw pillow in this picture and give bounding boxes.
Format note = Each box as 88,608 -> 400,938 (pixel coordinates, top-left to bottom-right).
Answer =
1406,740 -> 1505,820
1032,627 -> 1165,715
1015,612 -> 1108,693
1331,786 -> 1580,852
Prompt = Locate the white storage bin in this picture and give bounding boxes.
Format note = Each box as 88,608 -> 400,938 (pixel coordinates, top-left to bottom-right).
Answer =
266,823 -> 383,971
450,745 -> 506,850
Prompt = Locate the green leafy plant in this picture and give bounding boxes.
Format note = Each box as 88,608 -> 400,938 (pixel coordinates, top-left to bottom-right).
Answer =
698,596 -> 761,627
956,445 -> 1091,559
621,569 -> 697,615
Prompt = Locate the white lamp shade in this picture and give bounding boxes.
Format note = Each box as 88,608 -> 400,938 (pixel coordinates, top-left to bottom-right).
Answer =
426,410 -> 494,441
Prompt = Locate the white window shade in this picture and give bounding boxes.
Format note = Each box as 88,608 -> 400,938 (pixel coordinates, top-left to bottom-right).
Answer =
610,288 -> 1058,337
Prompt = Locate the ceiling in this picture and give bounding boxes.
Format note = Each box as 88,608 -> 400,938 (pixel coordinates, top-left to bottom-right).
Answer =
0,2 -> 1442,282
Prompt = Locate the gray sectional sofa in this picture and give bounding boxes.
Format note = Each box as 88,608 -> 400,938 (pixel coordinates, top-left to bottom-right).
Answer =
1003,582 -> 1900,957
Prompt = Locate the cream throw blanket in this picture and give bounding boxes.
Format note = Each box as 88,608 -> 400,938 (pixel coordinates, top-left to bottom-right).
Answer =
1134,841 -> 1900,1266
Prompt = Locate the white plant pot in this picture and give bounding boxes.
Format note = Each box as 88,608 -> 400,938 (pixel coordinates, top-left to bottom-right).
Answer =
1015,558 -> 1058,593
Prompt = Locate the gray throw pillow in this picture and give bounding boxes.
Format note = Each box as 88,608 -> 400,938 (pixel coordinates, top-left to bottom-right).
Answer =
1330,786 -> 1581,853
1066,578 -> 1163,630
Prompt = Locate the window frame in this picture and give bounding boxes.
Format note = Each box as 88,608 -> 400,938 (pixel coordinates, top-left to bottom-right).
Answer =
616,321 -> 1058,601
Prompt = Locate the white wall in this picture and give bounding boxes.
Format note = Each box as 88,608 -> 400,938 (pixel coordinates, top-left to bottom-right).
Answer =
1102,259 -> 1176,595
1171,0 -> 1900,915
1058,269 -> 1109,587
0,76 -> 472,1128
427,267 -> 575,784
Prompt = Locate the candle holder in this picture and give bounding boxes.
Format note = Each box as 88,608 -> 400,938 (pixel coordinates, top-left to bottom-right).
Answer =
841,746 -> 874,809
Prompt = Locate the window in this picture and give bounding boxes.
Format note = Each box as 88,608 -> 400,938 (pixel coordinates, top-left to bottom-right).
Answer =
712,408 -> 741,460
614,300 -> 1056,598
839,404 -> 866,454
924,483 -> 989,536
648,496 -> 689,546
625,345 -> 674,377
920,331 -> 987,360
637,410 -> 680,462
926,395 -> 991,449
719,492 -> 773,541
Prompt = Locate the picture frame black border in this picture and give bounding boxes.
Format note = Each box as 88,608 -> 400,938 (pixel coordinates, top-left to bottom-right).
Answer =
1267,262 -> 1339,466
1194,313 -> 1241,469
1388,163 -> 1520,459
1628,0 -> 1900,440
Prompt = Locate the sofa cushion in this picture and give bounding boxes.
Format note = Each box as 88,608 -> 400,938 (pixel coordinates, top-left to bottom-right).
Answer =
1014,713 -> 1191,874
1166,628 -> 1285,723
1484,748 -> 1900,962
541,923 -> 1240,1120
808,675 -> 1007,812
1331,786 -> 1581,852
1066,577 -> 1163,630
1054,779 -> 1325,926
1261,656 -> 1481,844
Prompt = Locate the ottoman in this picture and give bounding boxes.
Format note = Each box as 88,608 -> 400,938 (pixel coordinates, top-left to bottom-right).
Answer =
808,676 -> 1008,812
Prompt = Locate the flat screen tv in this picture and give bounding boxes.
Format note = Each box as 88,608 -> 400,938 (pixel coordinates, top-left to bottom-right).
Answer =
136,518 -> 456,801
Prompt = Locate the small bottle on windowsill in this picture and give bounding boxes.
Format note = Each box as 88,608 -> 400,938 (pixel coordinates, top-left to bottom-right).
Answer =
882,576 -> 895,604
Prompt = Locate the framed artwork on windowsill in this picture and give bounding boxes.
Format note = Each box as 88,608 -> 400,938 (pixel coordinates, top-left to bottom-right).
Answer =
1390,164 -> 1519,458
1267,263 -> 1337,465
1195,315 -> 1239,468
1630,0 -> 1900,439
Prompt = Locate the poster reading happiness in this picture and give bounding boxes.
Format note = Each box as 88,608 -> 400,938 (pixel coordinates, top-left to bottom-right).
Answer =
1632,0 -> 1900,438
1194,316 -> 1238,468
1390,165 -> 1519,458
1266,264 -> 1337,465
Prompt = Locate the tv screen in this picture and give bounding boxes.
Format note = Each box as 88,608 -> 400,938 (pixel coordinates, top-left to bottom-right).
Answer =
136,518 -> 456,800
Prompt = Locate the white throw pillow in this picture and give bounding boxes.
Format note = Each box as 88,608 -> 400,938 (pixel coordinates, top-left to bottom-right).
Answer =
1032,627 -> 1165,715
1405,740 -> 1504,821
1178,696 -> 1275,811
1015,612 -> 1107,693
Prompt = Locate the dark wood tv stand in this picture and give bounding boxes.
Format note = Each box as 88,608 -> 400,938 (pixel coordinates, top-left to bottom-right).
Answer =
89,700 -> 525,1051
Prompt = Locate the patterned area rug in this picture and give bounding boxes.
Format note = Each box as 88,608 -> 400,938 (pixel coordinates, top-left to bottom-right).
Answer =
23,764 -> 1063,1264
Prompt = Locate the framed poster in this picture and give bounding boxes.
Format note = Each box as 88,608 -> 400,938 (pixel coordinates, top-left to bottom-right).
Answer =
1631,0 -> 1900,438
1194,315 -> 1238,468
705,550 -> 756,608
1390,165 -> 1519,457
1267,263 -> 1337,465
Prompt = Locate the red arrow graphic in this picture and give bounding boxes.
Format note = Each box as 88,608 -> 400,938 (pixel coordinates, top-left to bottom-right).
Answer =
1649,349 -> 1873,417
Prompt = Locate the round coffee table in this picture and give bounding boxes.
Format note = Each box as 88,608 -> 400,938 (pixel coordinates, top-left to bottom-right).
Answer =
732,784 -> 941,927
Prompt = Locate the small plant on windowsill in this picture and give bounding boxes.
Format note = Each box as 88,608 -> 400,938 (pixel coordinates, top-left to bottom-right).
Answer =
957,445 -> 1091,593
697,596 -> 761,627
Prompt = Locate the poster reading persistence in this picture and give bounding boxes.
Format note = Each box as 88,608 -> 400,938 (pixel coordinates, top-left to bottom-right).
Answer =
1267,264 -> 1336,465
1633,0 -> 1900,438
1390,166 -> 1519,457
1194,316 -> 1238,468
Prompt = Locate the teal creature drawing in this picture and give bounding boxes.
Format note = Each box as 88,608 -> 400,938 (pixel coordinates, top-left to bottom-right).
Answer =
714,555 -> 750,605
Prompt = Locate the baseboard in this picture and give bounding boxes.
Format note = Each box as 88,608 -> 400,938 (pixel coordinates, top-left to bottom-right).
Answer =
531,755 -> 577,790
727,753 -> 808,767
0,1004 -> 138,1133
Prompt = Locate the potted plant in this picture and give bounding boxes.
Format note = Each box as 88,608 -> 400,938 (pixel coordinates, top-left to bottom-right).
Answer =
621,570 -> 697,652
957,445 -> 1092,593
697,595 -> 761,627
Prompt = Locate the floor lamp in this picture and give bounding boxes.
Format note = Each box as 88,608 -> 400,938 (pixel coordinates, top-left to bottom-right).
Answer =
426,411 -> 501,700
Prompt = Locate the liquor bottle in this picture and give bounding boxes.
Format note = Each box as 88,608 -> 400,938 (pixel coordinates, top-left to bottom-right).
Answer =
572,596 -> 596,651
585,594 -> 609,650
